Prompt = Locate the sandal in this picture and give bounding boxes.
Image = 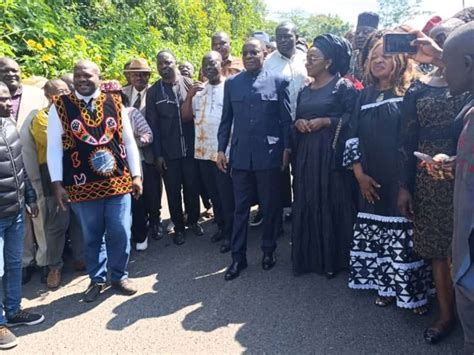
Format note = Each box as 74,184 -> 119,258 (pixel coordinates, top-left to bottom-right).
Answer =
413,305 -> 429,316
375,296 -> 395,307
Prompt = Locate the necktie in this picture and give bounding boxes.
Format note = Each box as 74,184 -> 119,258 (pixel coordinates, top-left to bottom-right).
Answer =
133,92 -> 141,109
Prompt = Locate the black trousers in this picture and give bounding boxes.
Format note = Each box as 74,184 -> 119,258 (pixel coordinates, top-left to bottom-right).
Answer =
216,168 -> 234,241
231,168 -> 282,262
162,157 -> 200,232
132,161 -> 163,243
197,160 -> 223,229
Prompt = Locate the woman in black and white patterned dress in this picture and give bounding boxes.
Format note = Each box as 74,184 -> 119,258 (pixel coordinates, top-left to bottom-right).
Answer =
343,40 -> 432,313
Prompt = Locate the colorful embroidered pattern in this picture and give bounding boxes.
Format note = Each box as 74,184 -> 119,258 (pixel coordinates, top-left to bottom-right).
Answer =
71,151 -> 81,168
65,174 -> 132,202
70,117 -> 118,146
88,146 -> 117,177
73,173 -> 87,185
68,93 -> 107,127
53,95 -> 75,149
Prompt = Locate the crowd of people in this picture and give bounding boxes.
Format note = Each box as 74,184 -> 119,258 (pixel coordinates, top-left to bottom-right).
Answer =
0,7 -> 473,353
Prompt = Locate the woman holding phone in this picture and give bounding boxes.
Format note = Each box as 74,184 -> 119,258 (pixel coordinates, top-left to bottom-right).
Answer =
398,20 -> 469,344
344,39 -> 432,313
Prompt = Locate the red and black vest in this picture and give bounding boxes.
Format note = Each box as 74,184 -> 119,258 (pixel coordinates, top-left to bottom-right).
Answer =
53,92 -> 132,202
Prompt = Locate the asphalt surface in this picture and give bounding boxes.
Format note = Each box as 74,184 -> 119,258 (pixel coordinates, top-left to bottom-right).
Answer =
13,218 -> 464,354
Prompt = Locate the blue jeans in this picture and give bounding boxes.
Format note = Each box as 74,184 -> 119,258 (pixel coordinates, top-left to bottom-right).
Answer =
71,194 -> 132,283
0,212 -> 24,324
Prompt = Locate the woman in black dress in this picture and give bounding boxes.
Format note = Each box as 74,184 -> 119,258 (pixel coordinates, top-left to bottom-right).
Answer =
344,40 -> 432,313
292,34 -> 357,278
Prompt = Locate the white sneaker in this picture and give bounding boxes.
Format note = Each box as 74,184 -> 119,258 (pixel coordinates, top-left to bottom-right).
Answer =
135,237 -> 148,251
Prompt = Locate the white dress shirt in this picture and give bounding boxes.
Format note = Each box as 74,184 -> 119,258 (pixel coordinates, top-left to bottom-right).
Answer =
263,50 -> 308,120
130,87 -> 147,111
47,89 -> 141,183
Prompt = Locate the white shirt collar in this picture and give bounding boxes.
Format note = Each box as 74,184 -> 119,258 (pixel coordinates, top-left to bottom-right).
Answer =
74,88 -> 101,102
132,86 -> 147,96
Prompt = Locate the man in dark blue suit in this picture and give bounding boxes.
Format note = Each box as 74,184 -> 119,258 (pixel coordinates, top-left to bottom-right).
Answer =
217,38 -> 292,281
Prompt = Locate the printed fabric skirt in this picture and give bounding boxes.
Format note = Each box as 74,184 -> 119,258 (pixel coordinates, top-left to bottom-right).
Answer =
348,213 -> 433,309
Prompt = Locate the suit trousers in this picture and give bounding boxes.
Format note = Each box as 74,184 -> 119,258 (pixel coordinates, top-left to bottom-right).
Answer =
22,179 -> 47,267
197,160 -> 223,229
132,161 -> 163,243
216,169 -> 234,242
230,168 -> 282,262
456,262 -> 474,354
162,157 -> 200,232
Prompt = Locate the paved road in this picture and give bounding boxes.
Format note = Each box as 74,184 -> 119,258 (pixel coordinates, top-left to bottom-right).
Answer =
13,219 -> 463,354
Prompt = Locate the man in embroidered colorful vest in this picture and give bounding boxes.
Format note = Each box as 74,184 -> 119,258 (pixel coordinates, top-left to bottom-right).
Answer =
47,60 -> 143,303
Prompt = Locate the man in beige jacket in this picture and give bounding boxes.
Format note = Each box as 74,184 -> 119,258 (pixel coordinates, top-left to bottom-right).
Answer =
0,57 -> 48,284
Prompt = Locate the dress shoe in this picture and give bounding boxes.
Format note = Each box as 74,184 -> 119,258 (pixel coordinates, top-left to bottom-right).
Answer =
224,260 -> 248,281
111,279 -> 137,296
190,223 -> 204,236
147,220 -> 164,240
262,252 -> 276,270
173,231 -> 186,245
21,266 -> 35,285
47,268 -> 62,289
210,229 -> 224,243
73,260 -> 86,272
220,239 -> 231,253
325,271 -> 336,280
40,266 -> 49,284
83,282 -> 106,303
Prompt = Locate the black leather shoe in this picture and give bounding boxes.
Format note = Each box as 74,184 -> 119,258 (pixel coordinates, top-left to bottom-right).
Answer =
147,221 -> 164,240
173,231 -> 186,245
220,240 -> 231,253
262,252 -> 276,270
224,260 -> 248,281
21,266 -> 35,285
190,223 -> 204,236
84,282 -> 106,303
210,229 -> 224,243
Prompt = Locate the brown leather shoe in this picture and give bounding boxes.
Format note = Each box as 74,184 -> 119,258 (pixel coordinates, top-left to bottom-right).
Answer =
73,260 -> 86,272
111,279 -> 137,296
47,269 -> 61,289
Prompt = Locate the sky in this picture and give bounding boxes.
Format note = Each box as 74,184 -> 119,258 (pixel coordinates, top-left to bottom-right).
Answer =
263,0 -> 474,28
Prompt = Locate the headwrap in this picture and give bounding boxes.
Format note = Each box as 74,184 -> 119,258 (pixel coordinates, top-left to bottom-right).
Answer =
313,34 -> 352,76
100,79 -> 122,93
357,12 -> 379,29
422,15 -> 442,35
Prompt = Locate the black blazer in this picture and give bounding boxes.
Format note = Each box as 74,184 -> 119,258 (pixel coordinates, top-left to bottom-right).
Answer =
218,70 -> 291,171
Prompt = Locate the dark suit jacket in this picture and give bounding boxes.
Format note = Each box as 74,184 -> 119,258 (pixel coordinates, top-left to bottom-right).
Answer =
218,70 -> 291,171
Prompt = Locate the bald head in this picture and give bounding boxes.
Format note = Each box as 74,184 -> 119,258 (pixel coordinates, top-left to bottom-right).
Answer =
443,22 -> 474,95
73,60 -> 101,96
202,51 -> 223,84
44,79 -> 70,102
212,32 -> 231,61
0,57 -> 21,94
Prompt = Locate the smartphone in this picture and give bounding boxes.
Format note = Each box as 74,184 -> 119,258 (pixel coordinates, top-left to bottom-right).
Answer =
414,151 -> 436,164
383,33 -> 417,54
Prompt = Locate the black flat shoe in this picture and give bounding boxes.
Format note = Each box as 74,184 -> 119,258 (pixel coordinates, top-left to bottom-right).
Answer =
423,323 -> 454,344
262,252 -> 276,270
190,223 -> 204,236
220,240 -> 231,253
224,260 -> 248,281
325,272 -> 335,280
21,266 -> 35,285
147,221 -> 164,240
173,231 -> 186,245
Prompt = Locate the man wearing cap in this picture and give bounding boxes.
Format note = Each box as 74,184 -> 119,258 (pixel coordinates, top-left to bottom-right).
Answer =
124,59 -> 164,241
350,12 -> 379,81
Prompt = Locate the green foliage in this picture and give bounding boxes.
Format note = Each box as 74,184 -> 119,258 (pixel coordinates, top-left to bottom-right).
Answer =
264,9 -> 351,41
377,0 -> 431,28
0,0 -> 266,81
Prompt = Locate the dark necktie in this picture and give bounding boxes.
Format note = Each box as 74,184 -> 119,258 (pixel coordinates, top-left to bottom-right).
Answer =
133,92 -> 141,109
84,99 -> 94,115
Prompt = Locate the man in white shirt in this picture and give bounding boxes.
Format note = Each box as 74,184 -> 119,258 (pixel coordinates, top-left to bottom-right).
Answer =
181,51 -> 234,253
47,60 -> 142,303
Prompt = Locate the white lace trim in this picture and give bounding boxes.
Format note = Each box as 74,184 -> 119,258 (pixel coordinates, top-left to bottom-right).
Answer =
357,212 -> 410,223
360,97 -> 403,110
350,252 -> 426,270
345,137 -> 359,147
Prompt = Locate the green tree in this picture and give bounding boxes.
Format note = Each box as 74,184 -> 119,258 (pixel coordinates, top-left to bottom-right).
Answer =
377,0 -> 430,28
265,9 -> 351,41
